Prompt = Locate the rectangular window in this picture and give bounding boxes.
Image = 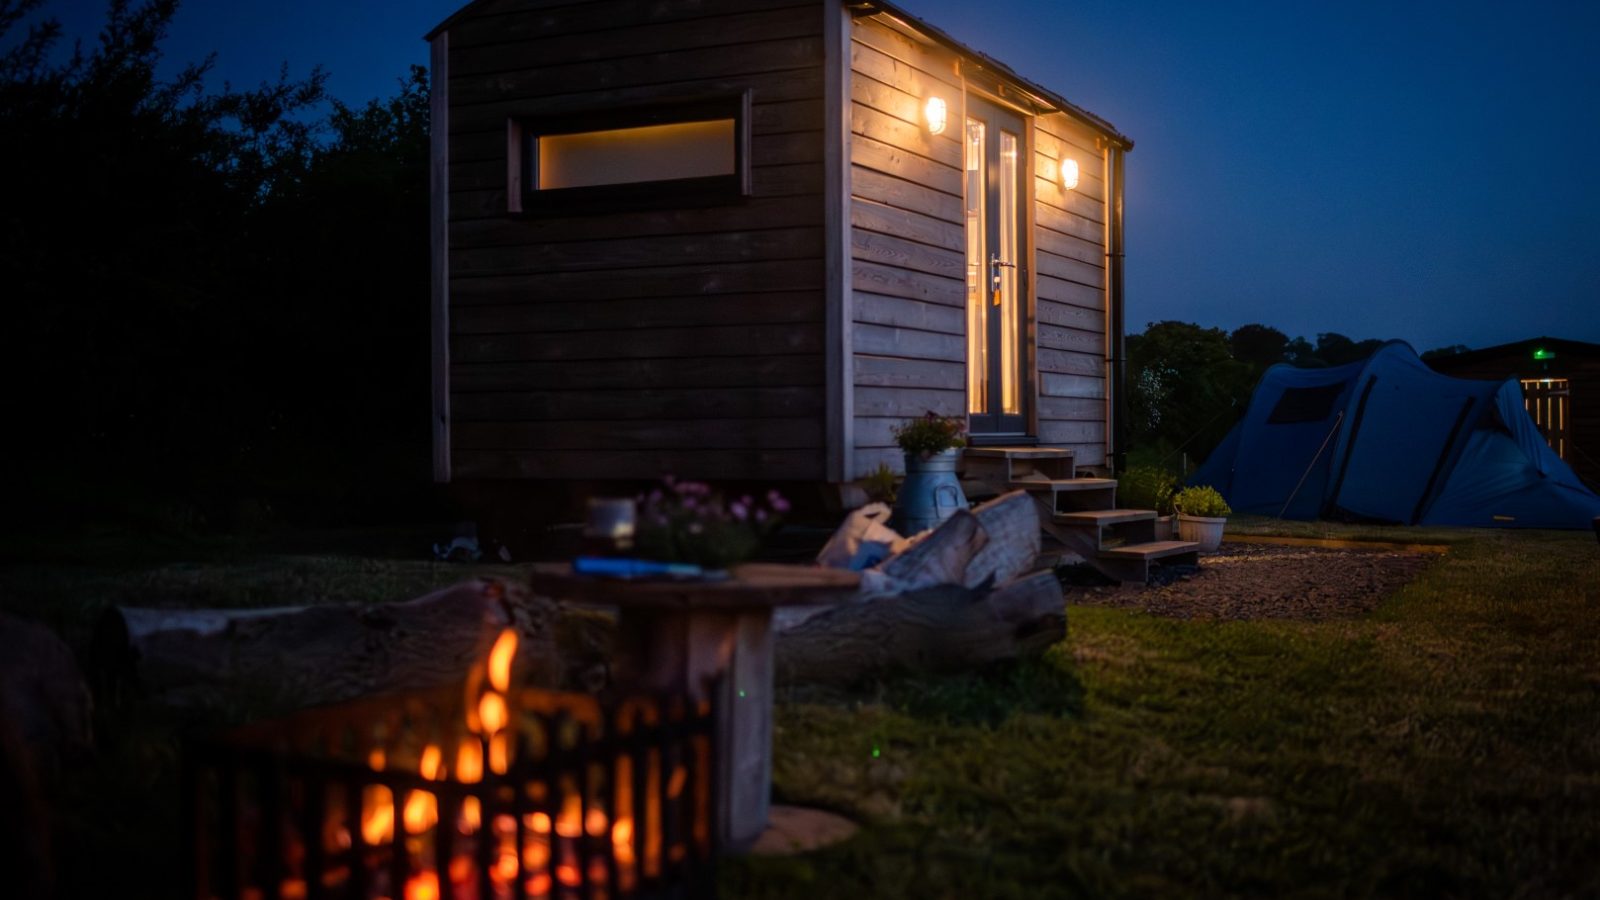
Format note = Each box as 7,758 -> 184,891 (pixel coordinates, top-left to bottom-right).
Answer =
965,118 -> 987,415
537,120 -> 735,190
509,94 -> 750,214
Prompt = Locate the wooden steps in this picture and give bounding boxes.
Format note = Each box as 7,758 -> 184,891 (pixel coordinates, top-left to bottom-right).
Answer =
1054,508 -> 1154,526
1099,540 -> 1202,561
964,447 -> 1202,585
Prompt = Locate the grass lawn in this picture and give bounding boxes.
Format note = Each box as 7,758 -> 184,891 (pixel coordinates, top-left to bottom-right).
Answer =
3,524 -> 1597,897
729,526 -> 1600,898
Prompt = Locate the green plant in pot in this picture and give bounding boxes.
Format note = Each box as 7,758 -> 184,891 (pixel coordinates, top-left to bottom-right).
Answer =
1172,484 -> 1231,552
891,411 -> 967,457
890,411 -> 968,534
1118,465 -> 1180,539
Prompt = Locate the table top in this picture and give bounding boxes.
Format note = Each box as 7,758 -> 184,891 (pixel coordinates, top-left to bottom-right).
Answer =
528,562 -> 861,611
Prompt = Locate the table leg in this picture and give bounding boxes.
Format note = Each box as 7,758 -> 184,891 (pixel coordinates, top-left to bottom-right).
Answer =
612,608 -> 776,851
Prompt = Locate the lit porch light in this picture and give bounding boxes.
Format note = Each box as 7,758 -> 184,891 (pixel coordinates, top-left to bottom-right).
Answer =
924,96 -> 947,135
1060,157 -> 1079,190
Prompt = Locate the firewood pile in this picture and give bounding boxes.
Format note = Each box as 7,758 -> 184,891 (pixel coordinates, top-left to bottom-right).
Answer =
775,490 -> 1066,686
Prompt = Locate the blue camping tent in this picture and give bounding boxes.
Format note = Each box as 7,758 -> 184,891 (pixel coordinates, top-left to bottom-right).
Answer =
1191,341 -> 1600,528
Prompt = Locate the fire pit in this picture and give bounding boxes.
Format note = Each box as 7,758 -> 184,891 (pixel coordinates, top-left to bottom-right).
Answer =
184,630 -> 716,900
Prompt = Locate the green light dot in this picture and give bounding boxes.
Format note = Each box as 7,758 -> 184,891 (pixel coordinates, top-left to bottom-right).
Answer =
871,745 -> 880,758
738,690 -> 747,698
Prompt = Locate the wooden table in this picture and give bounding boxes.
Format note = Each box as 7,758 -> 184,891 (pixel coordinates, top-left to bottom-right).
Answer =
528,562 -> 861,850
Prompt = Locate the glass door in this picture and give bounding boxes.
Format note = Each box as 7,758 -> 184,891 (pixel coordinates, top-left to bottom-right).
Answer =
964,96 -> 1028,437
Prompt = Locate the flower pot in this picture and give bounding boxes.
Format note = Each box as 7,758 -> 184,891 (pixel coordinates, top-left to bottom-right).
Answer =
1177,514 -> 1226,552
1155,514 -> 1176,541
893,448 -> 967,535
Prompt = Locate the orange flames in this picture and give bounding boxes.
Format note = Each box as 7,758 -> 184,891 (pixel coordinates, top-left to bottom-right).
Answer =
338,625 -> 678,898
456,737 -> 483,784
360,786 -> 393,845
477,691 -> 508,735
402,790 -> 437,834
487,627 -> 517,693
403,870 -> 439,900
418,744 -> 442,780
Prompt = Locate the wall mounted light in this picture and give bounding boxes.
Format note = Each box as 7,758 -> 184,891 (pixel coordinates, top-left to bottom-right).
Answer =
1060,157 -> 1079,190
924,96 -> 947,135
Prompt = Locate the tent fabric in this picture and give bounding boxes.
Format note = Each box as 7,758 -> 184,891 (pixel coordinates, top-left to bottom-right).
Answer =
1191,341 -> 1600,529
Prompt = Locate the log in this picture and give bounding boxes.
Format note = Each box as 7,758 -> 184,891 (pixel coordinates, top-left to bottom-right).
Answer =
963,491 -> 1041,589
773,570 -> 1066,687
93,579 -> 560,712
875,508 -> 985,592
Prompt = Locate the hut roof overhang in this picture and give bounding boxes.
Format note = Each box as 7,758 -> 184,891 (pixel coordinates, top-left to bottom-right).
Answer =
424,0 -> 1132,151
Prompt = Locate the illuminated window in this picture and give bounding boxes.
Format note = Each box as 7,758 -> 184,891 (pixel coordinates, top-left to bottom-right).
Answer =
1520,378 -> 1570,458
508,94 -> 750,213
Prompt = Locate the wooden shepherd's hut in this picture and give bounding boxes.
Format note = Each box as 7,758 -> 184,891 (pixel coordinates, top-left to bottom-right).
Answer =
427,0 -> 1134,492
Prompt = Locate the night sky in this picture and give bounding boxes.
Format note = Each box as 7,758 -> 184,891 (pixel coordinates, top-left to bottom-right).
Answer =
45,0 -> 1600,351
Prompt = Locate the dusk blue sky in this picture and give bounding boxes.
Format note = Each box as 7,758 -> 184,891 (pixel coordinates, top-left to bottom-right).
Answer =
44,0 -> 1600,351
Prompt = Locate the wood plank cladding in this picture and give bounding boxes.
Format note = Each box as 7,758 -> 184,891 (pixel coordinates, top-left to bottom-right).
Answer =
1033,108 -> 1109,468
846,15 -> 966,477
441,0 -> 826,481
846,14 -> 1111,474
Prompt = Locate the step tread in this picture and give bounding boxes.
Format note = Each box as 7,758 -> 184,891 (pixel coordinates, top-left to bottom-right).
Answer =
1098,540 -> 1202,560
1011,477 -> 1116,492
1054,508 -> 1156,526
964,446 -> 1075,459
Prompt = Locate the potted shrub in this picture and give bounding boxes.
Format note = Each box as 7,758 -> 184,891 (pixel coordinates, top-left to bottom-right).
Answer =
1172,485 -> 1230,552
1117,465 -> 1179,539
890,411 -> 967,533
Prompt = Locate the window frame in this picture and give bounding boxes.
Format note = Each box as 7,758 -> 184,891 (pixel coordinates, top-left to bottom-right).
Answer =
507,92 -> 752,216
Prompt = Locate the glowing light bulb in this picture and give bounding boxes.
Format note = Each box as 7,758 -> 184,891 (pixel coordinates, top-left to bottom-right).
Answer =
1060,158 -> 1079,190
924,96 -> 947,135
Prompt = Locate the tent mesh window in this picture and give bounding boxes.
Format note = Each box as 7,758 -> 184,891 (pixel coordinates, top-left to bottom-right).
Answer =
1267,383 -> 1346,424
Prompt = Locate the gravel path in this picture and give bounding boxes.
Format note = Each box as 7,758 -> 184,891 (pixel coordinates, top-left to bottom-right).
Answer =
1072,542 -> 1438,621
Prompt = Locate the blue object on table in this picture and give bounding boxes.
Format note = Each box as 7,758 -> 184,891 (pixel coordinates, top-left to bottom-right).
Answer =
573,556 -> 707,579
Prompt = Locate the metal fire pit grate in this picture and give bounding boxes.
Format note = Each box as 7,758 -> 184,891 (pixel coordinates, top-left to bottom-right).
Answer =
184,683 -> 717,900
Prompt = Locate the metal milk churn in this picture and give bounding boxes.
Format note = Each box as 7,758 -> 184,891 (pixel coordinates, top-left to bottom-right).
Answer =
893,448 -> 968,534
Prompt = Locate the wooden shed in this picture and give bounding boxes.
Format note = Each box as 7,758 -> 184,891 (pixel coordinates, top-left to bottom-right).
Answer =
427,0 -> 1132,490
1427,337 -> 1600,490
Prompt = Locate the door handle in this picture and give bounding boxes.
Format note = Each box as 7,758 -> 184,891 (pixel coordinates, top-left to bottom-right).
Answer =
990,253 -> 1016,306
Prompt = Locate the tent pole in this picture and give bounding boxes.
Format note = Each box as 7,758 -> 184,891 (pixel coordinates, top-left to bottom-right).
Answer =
1278,411 -> 1344,520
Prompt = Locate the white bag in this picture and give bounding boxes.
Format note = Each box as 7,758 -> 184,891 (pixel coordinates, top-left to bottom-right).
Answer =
816,502 -> 909,570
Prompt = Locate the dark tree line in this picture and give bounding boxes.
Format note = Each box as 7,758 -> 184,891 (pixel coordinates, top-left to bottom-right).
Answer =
1127,321 -> 1470,468
2,0 -> 432,530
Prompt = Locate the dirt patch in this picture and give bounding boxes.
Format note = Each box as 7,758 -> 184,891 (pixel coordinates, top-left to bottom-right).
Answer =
1074,542 -> 1436,621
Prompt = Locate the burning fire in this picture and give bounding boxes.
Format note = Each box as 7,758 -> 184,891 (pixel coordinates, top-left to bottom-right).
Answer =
360,786 -> 393,845
402,790 -> 437,834
291,624 -> 678,897
403,870 -> 438,900
477,691 -> 508,735
487,627 -> 517,692
456,736 -> 483,784
419,743 -> 442,780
